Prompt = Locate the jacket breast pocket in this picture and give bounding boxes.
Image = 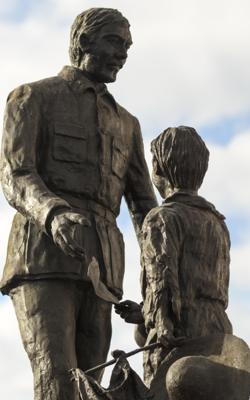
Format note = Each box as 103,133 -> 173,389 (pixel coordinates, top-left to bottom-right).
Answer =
53,122 -> 87,163
112,137 -> 129,179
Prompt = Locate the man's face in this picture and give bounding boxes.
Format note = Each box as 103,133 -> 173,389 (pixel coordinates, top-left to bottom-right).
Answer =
79,22 -> 132,83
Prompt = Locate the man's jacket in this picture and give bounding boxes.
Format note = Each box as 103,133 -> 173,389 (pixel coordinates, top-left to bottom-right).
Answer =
1,66 -> 157,296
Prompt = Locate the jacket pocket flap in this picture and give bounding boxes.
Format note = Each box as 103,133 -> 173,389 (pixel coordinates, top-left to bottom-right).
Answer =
54,122 -> 87,140
113,137 -> 128,156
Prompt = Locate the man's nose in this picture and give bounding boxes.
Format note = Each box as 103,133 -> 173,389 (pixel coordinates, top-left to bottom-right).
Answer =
116,46 -> 128,61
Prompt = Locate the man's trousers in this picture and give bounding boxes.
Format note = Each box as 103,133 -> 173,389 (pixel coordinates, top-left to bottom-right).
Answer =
10,279 -> 112,400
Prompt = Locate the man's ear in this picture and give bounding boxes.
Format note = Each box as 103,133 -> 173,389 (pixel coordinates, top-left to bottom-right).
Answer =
79,33 -> 90,52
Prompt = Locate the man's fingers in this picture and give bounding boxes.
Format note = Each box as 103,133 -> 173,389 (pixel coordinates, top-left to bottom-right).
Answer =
60,231 -> 85,257
51,213 -> 91,258
78,216 -> 91,226
55,231 -> 85,259
67,213 -> 91,226
55,234 -> 78,259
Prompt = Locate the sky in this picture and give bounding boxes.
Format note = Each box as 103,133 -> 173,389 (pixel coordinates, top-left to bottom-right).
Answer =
0,0 -> 250,398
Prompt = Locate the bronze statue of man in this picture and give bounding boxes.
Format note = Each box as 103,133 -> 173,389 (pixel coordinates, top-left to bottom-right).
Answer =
0,8 -> 157,399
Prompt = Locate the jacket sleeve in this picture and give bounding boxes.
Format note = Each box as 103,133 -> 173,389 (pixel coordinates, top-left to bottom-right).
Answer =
124,117 -> 157,243
1,84 -> 71,233
141,209 -> 182,336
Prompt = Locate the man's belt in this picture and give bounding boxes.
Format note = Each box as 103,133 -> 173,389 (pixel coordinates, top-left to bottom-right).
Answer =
82,199 -> 116,224
59,193 -> 116,224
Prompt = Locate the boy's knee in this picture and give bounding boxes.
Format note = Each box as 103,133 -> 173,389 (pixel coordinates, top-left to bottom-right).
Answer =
166,356 -> 213,400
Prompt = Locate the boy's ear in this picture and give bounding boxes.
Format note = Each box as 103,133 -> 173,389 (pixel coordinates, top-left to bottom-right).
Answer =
153,159 -> 164,177
79,33 -> 90,52
156,164 -> 164,176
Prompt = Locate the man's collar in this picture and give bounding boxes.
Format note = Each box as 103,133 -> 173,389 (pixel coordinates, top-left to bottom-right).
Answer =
58,66 -> 118,111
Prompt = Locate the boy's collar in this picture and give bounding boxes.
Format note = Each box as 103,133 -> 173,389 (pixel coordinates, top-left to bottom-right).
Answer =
164,191 -> 225,220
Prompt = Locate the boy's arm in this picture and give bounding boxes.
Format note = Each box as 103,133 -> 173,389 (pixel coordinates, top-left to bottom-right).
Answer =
141,209 -> 182,343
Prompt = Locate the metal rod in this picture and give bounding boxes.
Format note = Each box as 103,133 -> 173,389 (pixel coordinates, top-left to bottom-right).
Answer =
84,342 -> 161,374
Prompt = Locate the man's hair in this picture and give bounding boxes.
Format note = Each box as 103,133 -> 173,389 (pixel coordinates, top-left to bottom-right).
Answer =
69,8 -> 130,66
151,126 -> 209,191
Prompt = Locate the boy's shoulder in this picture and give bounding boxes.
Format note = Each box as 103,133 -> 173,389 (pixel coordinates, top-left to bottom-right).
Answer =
143,203 -> 179,229
143,193 -> 228,233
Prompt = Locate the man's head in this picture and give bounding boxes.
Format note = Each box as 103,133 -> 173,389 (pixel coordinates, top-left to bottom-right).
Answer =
151,126 -> 209,198
69,8 -> 132,83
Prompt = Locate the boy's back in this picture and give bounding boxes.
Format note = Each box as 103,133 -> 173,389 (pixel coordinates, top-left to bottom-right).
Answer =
141,192 -> 233,384
141,192 -> 232,340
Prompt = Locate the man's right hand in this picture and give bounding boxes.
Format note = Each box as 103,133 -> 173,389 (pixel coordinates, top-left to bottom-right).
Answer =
50,211 -> 91,259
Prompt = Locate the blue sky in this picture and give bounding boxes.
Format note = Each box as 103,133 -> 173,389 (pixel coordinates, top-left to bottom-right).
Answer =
0,0 -> 250,398
0,0 -> 33,22
200,112 -> 250,145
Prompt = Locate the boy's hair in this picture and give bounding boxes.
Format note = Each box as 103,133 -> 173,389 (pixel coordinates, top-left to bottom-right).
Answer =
151,126 -> 209,191
69,8 -> 130,66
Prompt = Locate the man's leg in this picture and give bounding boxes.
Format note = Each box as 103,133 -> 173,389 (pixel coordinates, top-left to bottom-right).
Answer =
10,280 -> 79,400
75,282 -> 112,381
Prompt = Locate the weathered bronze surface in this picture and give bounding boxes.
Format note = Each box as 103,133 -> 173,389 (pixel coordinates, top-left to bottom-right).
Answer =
74,334 -> 250,399
0,7 -> 157,399
1,6 -> 249,399
116,127 -> 250,399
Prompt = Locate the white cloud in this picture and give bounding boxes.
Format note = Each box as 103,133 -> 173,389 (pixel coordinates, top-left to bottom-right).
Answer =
230,240 -> 250,290
0,203 -> 15,266
0,0 -> 19,15
0,299 -> 33,399
228,299 -> 250,345
200,131 -> 250,216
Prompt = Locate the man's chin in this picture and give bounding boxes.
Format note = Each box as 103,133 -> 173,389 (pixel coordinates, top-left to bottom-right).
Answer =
82,63 -> 120,83
96,66 -> 121,83
105,76 -> 117,83
99,71 -> 118,83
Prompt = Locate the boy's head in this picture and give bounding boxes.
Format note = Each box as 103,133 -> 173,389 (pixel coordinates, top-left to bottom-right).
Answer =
151,126 -> 209,198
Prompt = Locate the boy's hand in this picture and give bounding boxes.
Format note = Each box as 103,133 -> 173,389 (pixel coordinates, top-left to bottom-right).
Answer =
115,300 -> 144,324
158,329 -> 187,348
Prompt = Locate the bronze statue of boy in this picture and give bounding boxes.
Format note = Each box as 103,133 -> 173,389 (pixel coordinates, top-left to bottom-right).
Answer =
0,8 -> 157,400
115,126 -> 250,399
